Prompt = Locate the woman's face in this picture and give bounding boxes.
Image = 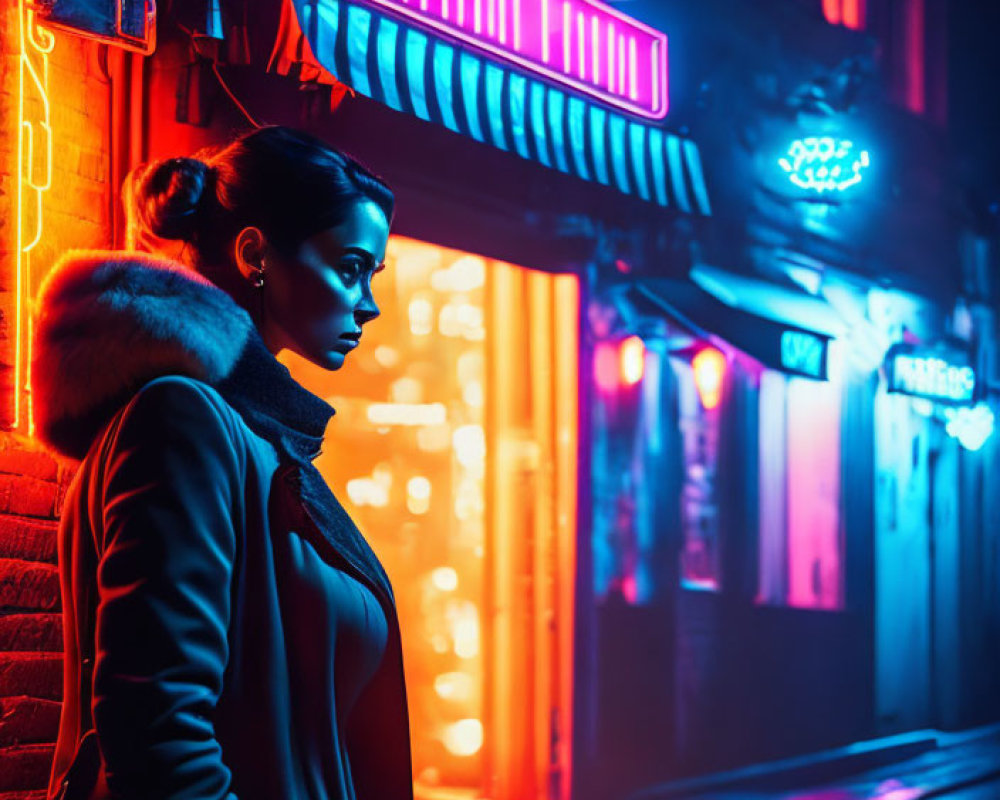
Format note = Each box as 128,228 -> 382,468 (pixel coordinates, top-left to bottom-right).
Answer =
261,199 -> 389,370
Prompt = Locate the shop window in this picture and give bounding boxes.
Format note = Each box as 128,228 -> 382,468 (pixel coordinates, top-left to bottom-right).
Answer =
285,237 -> 578,799
592,336 -> 664,604
672,354 -> 724,592
757,370 -> 845,609
822,0 -> 866,30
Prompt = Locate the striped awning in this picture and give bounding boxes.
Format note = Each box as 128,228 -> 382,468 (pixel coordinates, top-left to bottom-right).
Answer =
271,0 -> 712,215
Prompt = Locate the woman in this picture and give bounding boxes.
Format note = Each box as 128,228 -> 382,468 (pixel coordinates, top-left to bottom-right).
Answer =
33,125 -> 413,799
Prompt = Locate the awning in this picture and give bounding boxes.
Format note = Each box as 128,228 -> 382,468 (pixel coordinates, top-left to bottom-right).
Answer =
629,278 -> 834,380
690,264 -> 848,338
269,0 -> 712,214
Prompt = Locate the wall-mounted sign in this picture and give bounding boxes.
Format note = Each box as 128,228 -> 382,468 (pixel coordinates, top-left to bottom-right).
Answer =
778,137 -> 870,194
886,343 -> 977,405
781,330 -> 826,379
366,0 -> 668,118
31,0 -> 156,53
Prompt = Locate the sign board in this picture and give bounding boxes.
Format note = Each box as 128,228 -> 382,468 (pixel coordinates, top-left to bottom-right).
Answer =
366,0 -> 668,118
32,0 -> 156,54
781,329 -> 827,379
885,342 -> 977,405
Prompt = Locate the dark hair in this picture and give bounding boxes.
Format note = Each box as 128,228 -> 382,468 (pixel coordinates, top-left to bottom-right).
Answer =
126,126 -> 394,273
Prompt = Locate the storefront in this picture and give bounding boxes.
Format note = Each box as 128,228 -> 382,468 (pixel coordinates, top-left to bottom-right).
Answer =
5,1 -> 712,798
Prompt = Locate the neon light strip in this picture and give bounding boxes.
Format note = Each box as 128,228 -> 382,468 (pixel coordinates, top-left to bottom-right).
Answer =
591,15 -> 598,85
617,34 -> 624,98
17,0 -> 54,434
562,3 -> 570,74
628,36 -> 636,100
541,0 -> 549,62
606,21 -> 614,93
366,0 -> 668,117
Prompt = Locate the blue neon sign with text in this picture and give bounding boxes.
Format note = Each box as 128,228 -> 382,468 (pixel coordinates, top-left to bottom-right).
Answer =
887,345 -> 977,405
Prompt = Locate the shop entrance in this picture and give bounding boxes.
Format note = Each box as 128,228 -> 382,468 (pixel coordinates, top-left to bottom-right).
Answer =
282,235 -> 580,800
875,385 -> 966,733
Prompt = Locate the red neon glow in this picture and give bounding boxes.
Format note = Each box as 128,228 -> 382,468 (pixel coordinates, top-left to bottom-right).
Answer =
822,0 -> 866,30
367,0 -> 668,118
619,336 -> 645,385
692,347 -> 725,410
594,341 -> 620,392
842,0 -> 863,29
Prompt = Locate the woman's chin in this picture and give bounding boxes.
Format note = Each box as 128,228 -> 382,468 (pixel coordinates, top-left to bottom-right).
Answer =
322,350 -> 347,370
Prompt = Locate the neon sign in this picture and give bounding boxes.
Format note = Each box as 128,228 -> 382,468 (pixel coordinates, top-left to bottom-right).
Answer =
366,0 -> 668,118
778,137 -> 870,194
887,344 -> 977,405
780,330 -> 826,379
17,0 -> 54,434
944,404 -> 995,452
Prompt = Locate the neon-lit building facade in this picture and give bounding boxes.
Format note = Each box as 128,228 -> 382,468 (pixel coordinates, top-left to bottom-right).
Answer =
3,0 -> 1000,799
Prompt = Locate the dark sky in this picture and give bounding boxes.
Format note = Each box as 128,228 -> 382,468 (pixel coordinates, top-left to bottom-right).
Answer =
949,0 -> 1000,214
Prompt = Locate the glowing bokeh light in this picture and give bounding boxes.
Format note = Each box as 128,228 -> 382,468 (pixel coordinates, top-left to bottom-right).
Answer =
434,671 -> 475,702
692,347 -> 726,410
944,404 -> 995,452
431,566 -> 459,591
346,477 -> 391,508
409,296 -> 435,335
442,718 -> 484,756
453,425 -> 486,467
447,599 -> 481,658
367,402 -> 448,426
594,341 -> 621,392
619,335 -> 645,385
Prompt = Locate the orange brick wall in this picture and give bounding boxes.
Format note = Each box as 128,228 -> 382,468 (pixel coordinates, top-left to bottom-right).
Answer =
0,6 -> 113,797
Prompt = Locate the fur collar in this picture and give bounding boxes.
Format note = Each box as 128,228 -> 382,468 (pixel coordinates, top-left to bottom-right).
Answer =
32,250 -> 335,462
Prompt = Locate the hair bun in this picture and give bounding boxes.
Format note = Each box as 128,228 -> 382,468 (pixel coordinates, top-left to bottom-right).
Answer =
137,157 -> 214,241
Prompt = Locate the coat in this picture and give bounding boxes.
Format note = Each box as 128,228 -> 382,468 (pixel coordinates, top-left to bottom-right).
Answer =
31,250 -> 414,799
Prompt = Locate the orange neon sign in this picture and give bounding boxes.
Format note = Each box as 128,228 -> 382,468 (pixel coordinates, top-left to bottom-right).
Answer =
17,0 -> 55,435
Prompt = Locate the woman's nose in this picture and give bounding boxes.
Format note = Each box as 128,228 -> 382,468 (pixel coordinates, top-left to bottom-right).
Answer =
356,293 -> 380,324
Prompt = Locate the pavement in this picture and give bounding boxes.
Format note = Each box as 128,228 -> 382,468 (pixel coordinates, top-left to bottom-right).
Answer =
626,724 -> 1000,800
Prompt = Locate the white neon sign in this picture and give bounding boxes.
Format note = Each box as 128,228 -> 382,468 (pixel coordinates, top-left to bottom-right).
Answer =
891,354 -> 976,404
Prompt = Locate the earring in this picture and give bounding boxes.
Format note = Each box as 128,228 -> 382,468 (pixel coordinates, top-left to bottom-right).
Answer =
252,267 -> 265,289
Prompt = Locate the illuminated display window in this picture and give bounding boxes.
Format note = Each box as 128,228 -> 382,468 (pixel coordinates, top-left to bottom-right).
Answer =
366,0 -> 669,118
591,335 -> 662,604
757,369 -> 845,610
283,236 -> 578,799
673,355 -> 723,591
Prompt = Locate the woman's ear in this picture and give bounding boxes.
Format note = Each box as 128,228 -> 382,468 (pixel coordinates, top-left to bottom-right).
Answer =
233,226 -> 268,283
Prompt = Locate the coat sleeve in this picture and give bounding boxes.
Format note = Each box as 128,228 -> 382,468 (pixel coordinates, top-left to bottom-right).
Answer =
91,378 -> 242,800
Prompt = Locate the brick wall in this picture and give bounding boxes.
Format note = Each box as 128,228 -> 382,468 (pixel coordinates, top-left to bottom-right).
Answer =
1,6 -> 112,798
0,439 -> 76,800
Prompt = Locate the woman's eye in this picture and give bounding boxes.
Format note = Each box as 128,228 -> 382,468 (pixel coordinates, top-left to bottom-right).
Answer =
337,260 -> 363,281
